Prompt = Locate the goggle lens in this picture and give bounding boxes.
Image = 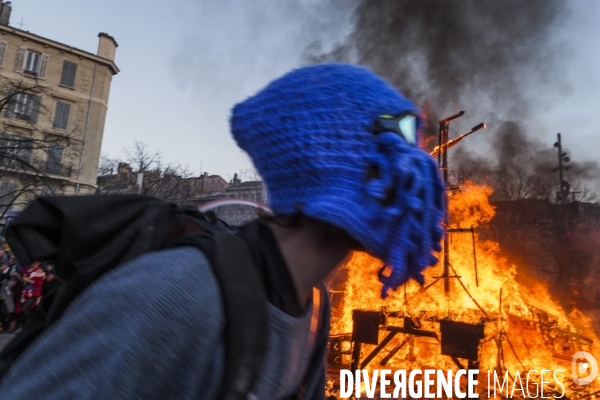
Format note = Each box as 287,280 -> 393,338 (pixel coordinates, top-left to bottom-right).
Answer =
398,114 -> 417,146
374,113 -> 418,146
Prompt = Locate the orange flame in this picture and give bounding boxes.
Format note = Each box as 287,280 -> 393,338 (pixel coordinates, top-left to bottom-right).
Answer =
328,181 -> 600,398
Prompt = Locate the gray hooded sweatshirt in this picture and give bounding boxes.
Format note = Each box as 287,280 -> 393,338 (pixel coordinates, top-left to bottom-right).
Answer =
0,247 -> 329,399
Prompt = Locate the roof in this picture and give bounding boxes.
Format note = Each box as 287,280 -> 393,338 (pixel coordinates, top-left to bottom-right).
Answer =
0,25 -> 119,74
225,181 -> 264,191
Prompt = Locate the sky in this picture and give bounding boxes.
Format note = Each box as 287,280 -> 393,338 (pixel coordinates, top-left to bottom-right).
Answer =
8,0 -> 600,184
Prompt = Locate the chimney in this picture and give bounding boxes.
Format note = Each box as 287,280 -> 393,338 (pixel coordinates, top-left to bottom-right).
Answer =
97,32 -> 118,61
0,2 -> 11,26
117,162 -> 132,176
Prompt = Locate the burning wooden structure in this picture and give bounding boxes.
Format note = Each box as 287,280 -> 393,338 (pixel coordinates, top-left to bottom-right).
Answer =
324,113 -> 600,399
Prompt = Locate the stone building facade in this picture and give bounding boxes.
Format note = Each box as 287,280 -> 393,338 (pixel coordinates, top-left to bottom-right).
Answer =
98,167 -> 266,209
0,1 -> 118,216
97,166 -> 232,206
224,179 -> 266,203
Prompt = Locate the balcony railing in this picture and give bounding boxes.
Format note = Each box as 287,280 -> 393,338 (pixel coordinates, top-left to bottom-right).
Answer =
22,70 -> 39,78
0,157 -> 72,178
44,162 -> 72,177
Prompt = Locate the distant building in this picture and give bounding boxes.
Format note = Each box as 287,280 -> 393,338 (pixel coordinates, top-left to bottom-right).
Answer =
225,180 -> 266,203
223,173 -> 266,203
0,1 -> 118,215
97,165 -> 233,207
202,174 -> 266,226
96,162 -> 137,195
186,173 -> 230,202
98,167 -> 267,226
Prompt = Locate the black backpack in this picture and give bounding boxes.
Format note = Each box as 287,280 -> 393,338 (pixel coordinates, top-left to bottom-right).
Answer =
0,194 -> 269,400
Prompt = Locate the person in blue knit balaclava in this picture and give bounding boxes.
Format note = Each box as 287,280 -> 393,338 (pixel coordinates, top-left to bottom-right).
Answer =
0,64 -> 443,400
232,63 -> 444,298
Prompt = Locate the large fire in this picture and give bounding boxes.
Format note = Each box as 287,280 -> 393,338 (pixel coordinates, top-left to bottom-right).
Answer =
327,182 -> 600,399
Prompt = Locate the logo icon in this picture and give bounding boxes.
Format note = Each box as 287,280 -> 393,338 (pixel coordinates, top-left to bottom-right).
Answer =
572,351 -> 598,385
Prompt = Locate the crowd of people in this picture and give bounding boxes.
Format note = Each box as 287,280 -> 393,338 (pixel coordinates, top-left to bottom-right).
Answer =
0,242 -> 61,333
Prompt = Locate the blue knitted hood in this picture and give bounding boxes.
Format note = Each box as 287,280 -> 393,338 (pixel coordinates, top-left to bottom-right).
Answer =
231,64 -> 444,297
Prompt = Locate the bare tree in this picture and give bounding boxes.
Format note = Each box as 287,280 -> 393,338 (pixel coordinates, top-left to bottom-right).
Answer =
0,77 -> 80,221
450,145 -> 600,298
238,168 -> 261,182
97,141 -> 204,206
142,163 -> 198,204
124,140 -> 161,172
97,154 -> 119,177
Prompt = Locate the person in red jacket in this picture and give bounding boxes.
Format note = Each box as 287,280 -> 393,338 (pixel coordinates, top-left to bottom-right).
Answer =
15,262 -> 45,321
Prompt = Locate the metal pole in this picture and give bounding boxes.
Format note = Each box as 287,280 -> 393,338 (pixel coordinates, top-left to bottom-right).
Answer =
441,121 -> 450,293
350,342 -> 361,372
556,133 -> 564,204
437,120 -> 443,166
200,172 -> 205,198
554,133 -> 569,286
437,111 -> 465,294
497,288 -> 503,373
471,225 -> 478,287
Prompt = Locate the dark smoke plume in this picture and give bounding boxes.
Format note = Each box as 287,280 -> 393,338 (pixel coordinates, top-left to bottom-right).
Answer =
305,0 -> 599,193
307,1 -> 600,299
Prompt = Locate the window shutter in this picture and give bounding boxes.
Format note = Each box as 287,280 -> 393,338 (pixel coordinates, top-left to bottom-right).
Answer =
38,53 -> 49,79
68,62 -> 77,86
46,142 -> 64,175
0,180 -> 17,215
30,95 -> 41,123
54,144 -> 64,165
5,89 -> 15,118
53,102 -> 62,128
61,102 -> 70,129
0,134 -> 9,168
60,61 -> 69,86
54,101 -> 71,130
14,46 -> 26,72
20,138 -> 32,164
40,186 -> 57,196
53,102 -> 60,128
0,40 -> 7,68
60,61 -> 77,87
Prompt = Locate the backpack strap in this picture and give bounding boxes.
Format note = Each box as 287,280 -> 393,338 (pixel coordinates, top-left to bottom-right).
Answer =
208,231 -> 269,400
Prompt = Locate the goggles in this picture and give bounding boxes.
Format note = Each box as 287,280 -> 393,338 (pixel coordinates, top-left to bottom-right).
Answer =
373,112 -> 418,146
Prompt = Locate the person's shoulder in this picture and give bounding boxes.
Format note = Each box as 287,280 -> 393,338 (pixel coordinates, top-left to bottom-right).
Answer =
0,246 -> 225,399
110,246 -> 214,283
72,246 -> 224,327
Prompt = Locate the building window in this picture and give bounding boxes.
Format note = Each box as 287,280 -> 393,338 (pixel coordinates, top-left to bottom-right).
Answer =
0,180 -> 17,216
15,94 -> 35,119
40,186 -> 57,197
60,61 -> 77,88
0,133 -> 32,169
15,47 -> 49,79
6,92 -> 41,123
53,101 -> 71,130
0,40 -> 7,68
23,51 -> 41,76
45,142 -> 64,175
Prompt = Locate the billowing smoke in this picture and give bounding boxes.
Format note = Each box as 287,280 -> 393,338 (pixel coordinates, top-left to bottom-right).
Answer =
305,0 -> 599,194
306,1 -> 600,298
